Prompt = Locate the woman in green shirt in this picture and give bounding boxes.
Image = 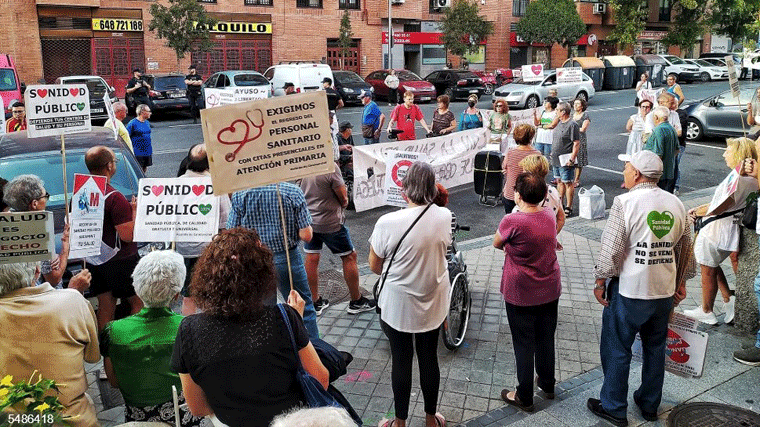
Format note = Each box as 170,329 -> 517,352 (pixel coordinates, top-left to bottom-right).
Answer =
490,99 -> 512,152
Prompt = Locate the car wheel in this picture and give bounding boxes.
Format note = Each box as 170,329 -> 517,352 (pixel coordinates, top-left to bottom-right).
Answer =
444,87 -> 454,100
575,91 -> 588,102
526,95 -> 539,109
700,72 -> 710,82
484,83 -> 494,95
686,118 -> 703,141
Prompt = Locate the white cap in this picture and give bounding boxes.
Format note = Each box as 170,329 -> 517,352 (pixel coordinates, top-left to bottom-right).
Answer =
360,89 -> 372,98
618,150 -> 663,180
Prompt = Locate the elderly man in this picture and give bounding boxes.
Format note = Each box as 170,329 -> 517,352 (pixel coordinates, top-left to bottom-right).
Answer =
360,90 -> 385,144
104,101 -> 133,153
2,175 -> 91,291
550,101 -> 581,216
644,106 -> 679,193
643,92 -> 682,137
587,150 -> 694,427
0,261 -> 100,427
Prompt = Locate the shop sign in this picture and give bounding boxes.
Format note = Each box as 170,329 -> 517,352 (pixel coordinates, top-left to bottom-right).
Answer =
382,32 -> 443,45
639,31 -> 668,41
195,21 -> 272,34
92,18 -> 144,32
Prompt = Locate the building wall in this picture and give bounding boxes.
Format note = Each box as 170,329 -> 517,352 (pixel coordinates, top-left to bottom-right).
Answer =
0,0 -> 44,85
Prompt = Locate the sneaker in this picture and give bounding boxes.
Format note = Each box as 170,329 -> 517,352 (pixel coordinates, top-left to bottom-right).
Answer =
674,189 -> 680,196
587,398 -> 628,426
347,296 -> 376,314
733,346 -> 760,366
313,297 -> 329,315
683,306 -> 718,325
723,296 -> 736,324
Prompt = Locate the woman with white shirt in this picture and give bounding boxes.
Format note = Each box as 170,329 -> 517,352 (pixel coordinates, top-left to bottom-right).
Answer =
370,161 -> 452,427
626,99 -> 653,155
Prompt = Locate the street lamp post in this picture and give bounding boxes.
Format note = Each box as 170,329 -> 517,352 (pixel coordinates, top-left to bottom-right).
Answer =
388,0 -> 392,69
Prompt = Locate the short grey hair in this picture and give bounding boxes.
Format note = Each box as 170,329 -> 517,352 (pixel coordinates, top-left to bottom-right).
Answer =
113,101 -> 127,112
270,407 -> 357,427
0,262 -> 39,296
401,161 -> 437,205
132,250 -> 185,308
136,104 -> 150,115
653,106 -> 670,122
3,175 -> 45,211
557,101 -> 571,116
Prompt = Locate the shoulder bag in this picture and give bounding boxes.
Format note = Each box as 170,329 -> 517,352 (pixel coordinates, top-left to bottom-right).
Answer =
372,203 -> 433,315
694,208 -> 744,234
742,192 -> 759,230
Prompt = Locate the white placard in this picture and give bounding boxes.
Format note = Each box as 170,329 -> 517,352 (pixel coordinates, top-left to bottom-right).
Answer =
0,97 -> 5,135
500,108 -> 539,150
104,92 -> 118,140
384,151 -> 428,207
24,84 -> 91,138
0,211 -> 55,264
557,67 -> 583,84
521,64 -> 544,82
706,164 -> 742,215
632,312 -> 709,378
68,174 -> 107,259
134,177 -> 220,242
204,87 -> 268,109
725,56 -> 740,99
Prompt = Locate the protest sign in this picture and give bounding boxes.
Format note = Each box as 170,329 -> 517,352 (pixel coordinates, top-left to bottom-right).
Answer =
384,151 -> 428,207
557,67 -> 583,84
68,174 -> 107,259
632,312 -> 708,378
0,211 -> 55,264
725,56 -> 740,99
201,91 -> 333,195
24,84 -> 91,138
204,87 -> 268,109
352,127 -> 488,212
521,64 -> 544,82
500,108 -> 539,150
0,97 -> 5,135
134,177 -> 220,242
706,164 -> 742,215
104,92 -> 118,140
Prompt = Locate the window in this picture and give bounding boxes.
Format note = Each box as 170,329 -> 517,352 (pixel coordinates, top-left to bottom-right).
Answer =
659,0 -> 671,21
339,0 -> 359,9
513,0 -> 528,17
429,0 -> 442,13
244,0 -> 273,5
197,0 -> 216,3
297,0 -> 322,7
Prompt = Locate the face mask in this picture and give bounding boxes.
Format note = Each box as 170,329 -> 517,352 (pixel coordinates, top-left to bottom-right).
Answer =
468,101 -> 476,107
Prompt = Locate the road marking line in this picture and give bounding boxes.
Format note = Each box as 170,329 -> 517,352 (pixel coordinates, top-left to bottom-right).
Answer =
586,165 -> 623,175
686,142 -> 726,150
618,132 -> 629,136
589,105 -> 636,112
167,123 -> 200,128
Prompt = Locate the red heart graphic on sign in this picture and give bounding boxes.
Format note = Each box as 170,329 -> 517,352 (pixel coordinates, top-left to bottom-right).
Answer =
152,185 -> 164,196
531,65 -> 542,75
71,88 -> 79,96
192,185 -> 205,196
37,89 -> 48,98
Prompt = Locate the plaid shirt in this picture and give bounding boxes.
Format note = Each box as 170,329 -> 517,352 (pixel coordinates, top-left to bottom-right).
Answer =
594,182 -> 696,283
227,183 -> 312,253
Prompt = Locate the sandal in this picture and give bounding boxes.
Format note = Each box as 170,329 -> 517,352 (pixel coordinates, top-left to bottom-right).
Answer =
574,181 -> 580,188
377,418 -> 395,427
564,206 -> 572,216
501,389 -> 535,412
434,413 -> 446,427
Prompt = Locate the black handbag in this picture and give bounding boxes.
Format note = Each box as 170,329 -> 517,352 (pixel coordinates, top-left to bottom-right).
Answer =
742,193 -> 759,230
373,203 -> 433,314
694,208 -> 744,233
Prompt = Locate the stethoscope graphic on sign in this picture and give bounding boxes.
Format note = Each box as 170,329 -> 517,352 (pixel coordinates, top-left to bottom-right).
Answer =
216,109 -> 265,162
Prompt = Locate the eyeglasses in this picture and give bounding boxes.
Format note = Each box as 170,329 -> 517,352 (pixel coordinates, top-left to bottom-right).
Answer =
12,110 -> 24,115
38,192 -> 50,201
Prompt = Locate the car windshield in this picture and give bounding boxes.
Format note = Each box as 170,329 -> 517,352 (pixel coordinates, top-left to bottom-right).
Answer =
234,73 -> 269,86
0,68 -> 18,91
62,78 -> 108,97
335,72 -> 365,84
665,56 -> 685,64
398,71 -> 422,81
511,75 -> 544,85
692,59 -> 714,67
154,76 -> 186,90
455,72 -> 479,79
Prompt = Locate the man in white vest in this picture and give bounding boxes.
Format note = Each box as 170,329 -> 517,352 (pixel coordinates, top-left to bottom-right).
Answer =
587,150 -> 695,427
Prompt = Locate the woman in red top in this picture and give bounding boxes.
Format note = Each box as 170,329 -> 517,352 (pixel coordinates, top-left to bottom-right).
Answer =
387,91 -> 431,140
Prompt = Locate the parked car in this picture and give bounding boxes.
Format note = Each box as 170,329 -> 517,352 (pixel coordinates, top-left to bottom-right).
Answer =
0,53 -> 24,119
699,52 -> 742,66
424,70 -> 486,101
471,70 -> 497,95
55,75 -> 117,123
125,74 -> 190,115
683,59 -> 728,82
264,62 -> 334,95
200,70 -> 271,107
365,69 -> 436,103
332,70 -> 373,105
491,70 -> 595,109
658,55 -> 701,82
683,84 -> 760,141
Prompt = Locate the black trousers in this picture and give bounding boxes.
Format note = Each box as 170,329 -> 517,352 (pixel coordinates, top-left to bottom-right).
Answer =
504,298 -> 558,405
380,319 -> 440,420
188,93 -> 201,119
388,88 -> 398,104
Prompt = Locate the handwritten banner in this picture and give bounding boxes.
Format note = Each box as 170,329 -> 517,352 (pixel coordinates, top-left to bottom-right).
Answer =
352,128 -> 488,212
24,84 -> 91,138
0,212 -> 55,264
204,87 -> 268,109
557,67 -> 583,84
201,91 -> 334,195
69,174 -> 107,259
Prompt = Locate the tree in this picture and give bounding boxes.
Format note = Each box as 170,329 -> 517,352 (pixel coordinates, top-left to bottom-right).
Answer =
439,0 -> 494,58
515,0 -> 586,59
662,2 -> 708,53
148,0 -> 217,72
337,10 -> 354,70
709,0 -> 760,49
606,0 -> 648,49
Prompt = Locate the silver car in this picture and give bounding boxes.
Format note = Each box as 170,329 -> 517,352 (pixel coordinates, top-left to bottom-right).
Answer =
491,70 -> 596,109
684,84 -> 760,141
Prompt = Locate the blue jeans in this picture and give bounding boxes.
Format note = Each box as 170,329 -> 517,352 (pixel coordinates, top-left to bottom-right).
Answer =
675,145 -> 685,190
599,278 -> 672,418
272,247 -> 319,339
754,236 -> 760,348
552,165 -> 575,183
364,137 -> 379,145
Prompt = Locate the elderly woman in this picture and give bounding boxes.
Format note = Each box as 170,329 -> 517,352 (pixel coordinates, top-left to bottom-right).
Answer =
494,173 -> 561,412
489,99 -> 512,152
458,94 -> 483,131
501,124 -> 541,214
172,228 -> 329,427
0,262 -> 99,427
431,95 -> 457,136
370,162 -> 452,427
516,155 -> 566,236
684,137 -> 758,325
100,250 -> 203,426
626,99 -> 653,156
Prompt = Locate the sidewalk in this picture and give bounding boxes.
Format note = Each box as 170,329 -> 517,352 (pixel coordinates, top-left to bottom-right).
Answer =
89,185 -> 760,427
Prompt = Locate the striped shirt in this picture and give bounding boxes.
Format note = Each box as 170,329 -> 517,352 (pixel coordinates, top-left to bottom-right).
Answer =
502,147 -> 541,199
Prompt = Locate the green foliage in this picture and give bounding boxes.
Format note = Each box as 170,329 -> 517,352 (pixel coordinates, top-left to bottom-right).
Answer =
515,0 -> 586,49
0,373 -> 68,427
148,0 -> 217,70
709,0 -> 760,47
607,0 -> 648,49
662,2 -> 708,53
439,0 -> 494,57
338,10 -> 354,70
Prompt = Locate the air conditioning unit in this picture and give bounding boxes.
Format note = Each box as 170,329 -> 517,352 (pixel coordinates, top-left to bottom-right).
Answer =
592,3 -> 606,14
434,0 -> 451,9
391,0 -> 405,4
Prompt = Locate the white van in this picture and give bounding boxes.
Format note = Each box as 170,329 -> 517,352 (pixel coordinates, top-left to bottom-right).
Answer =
657,55 -> 701,83
264,63 -> 334,96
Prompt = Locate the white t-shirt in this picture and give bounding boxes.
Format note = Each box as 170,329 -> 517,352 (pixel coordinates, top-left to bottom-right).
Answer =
702,174 -> 757,251
384,74 -> 400,90
644,110 -> 682,134
175,170 -> 232,258
369,204 -> 452,333
535,110 -> 556,145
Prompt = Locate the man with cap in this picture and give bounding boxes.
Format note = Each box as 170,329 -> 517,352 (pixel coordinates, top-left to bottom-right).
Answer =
360,90 -> 385,144
587,150 -> 695,427
126,68 -> 152,111
185,65 -> 203,124
643,106 -> 679,193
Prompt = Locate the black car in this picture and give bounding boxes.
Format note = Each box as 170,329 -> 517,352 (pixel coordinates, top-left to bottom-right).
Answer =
125,74 -> 190,115
55,76 -> 117,123
424,70 -> 486,101
332,70 -> 373,105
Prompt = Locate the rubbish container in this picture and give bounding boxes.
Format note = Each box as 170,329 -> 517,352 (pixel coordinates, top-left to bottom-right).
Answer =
562,57 -> 605,91
602,55 -> 636,90
473,149 -> 503,206
633,54 -> 667,88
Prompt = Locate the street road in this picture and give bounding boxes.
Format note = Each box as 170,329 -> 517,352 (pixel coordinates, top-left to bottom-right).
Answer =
146,80 -> 735,270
